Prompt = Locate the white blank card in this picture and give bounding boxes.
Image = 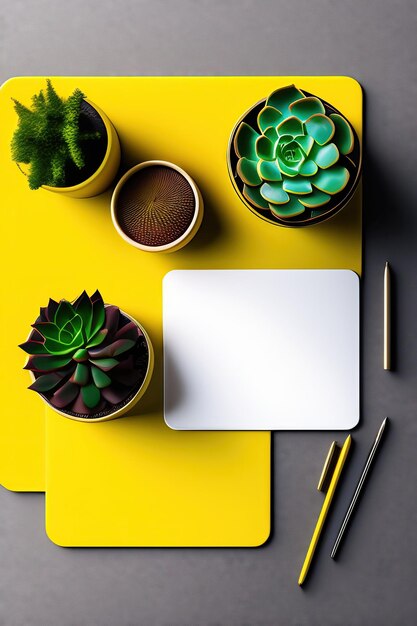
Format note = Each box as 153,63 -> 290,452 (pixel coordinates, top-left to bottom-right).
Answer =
163,270 -> 359,431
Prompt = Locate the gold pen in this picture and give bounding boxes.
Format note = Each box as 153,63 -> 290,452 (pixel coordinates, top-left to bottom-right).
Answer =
298,435 -> 351,586
384,262 -> 391,370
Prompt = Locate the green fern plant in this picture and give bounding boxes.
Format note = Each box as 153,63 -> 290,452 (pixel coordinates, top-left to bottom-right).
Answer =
11,80 -> 100,190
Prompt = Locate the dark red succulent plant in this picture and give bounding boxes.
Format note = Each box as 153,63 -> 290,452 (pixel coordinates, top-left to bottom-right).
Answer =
19,290 -> 149,418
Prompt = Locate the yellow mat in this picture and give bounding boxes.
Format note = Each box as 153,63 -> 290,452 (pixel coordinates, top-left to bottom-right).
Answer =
0,77 -> 361,545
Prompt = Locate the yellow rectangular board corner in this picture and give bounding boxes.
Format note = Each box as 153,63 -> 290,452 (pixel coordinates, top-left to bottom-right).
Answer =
45,407 -> 271,547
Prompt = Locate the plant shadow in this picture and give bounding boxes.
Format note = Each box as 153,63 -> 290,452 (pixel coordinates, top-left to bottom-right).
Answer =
180,178 -> 229,255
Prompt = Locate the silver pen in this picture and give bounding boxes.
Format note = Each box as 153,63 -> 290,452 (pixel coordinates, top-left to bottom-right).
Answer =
330,417 -> 388,559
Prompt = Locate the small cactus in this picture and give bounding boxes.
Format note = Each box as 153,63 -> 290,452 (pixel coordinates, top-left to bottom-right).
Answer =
11,80 -> 100,190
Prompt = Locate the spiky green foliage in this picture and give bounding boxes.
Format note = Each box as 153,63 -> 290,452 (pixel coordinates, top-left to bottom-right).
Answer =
11,80 -> 100,190
20,291 -> 147,416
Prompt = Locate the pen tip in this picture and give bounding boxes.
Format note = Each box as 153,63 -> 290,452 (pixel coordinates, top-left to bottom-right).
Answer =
377,418 -> 388,440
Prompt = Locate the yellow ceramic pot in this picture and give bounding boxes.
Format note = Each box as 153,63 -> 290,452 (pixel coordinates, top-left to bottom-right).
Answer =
42,99 -> 121,198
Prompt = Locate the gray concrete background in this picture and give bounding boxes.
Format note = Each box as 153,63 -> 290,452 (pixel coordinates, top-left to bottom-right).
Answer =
1,1 -> 417,624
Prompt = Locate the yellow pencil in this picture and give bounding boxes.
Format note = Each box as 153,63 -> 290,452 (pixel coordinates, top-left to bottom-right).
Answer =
298,435 -> 352,586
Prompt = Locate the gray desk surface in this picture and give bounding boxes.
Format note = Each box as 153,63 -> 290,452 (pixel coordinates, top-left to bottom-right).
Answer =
1,1 -> 416,624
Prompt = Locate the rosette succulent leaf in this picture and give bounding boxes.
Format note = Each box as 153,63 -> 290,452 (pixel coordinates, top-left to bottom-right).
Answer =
19,291 -> 147,416
233,85 -> 355,219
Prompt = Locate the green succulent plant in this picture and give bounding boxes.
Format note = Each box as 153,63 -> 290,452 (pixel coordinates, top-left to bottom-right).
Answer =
11,79 -> 100,190
233,85 -> 355,219
19,290 -> 147,417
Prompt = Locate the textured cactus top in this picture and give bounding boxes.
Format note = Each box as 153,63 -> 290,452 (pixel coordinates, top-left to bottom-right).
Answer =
19,290 -> 149,417
233,84 -> 356,220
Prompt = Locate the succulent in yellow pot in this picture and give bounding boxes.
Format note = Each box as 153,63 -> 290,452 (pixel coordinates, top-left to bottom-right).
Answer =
11,80 -> 121,198
19,290 -> 153,422
228,84 -> 361,227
